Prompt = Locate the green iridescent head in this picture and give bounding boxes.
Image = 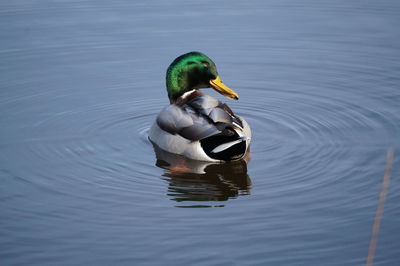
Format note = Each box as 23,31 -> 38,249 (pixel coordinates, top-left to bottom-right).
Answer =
166,52 -> 238,103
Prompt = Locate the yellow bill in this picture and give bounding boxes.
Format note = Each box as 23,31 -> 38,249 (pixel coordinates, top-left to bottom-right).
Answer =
209,76 -> 239,100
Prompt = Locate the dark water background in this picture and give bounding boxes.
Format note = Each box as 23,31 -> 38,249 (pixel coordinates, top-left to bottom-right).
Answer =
1,0 -> 400,265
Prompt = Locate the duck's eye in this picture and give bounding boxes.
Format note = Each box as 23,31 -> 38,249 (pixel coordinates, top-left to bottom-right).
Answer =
201,61 -> 210,67
187,61 -> 195,65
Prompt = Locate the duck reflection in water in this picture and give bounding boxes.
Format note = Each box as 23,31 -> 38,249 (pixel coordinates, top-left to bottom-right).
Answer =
151,143 -> 252,207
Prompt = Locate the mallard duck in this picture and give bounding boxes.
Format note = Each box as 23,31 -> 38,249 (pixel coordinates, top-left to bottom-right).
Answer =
149,52 -> 251,162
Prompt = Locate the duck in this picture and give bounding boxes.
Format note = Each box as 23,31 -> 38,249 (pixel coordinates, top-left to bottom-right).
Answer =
149,51 -> 251,162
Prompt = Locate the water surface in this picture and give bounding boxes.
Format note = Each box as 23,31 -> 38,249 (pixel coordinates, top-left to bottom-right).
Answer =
1,0 -> 400,265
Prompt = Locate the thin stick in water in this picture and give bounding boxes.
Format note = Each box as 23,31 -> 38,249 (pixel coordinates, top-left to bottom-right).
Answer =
366,149 -> 394,266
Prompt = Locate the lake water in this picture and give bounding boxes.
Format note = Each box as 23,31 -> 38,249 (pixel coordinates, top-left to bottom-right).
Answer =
1,0 -> 400,265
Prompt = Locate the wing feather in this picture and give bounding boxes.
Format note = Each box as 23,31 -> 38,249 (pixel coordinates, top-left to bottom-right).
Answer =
156,95 -> 242,141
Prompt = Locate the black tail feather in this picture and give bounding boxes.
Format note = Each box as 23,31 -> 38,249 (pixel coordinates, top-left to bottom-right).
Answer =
200,129 -> 247,161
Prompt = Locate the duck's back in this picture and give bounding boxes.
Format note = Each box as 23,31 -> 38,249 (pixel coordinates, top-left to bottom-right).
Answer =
149,95 -> 251,162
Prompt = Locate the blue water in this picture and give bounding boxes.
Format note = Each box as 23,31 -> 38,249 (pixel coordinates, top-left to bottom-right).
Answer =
1,0 -> 400,265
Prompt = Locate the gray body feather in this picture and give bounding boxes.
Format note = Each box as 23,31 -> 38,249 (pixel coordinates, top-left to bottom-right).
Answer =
149,94 -> 251,162
156,95 -> 243,140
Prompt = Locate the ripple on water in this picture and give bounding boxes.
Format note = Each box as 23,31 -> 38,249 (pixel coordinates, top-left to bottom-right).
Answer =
2,96 -> 165,205
6,76 -> 397,210
231,77 -> 399,204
